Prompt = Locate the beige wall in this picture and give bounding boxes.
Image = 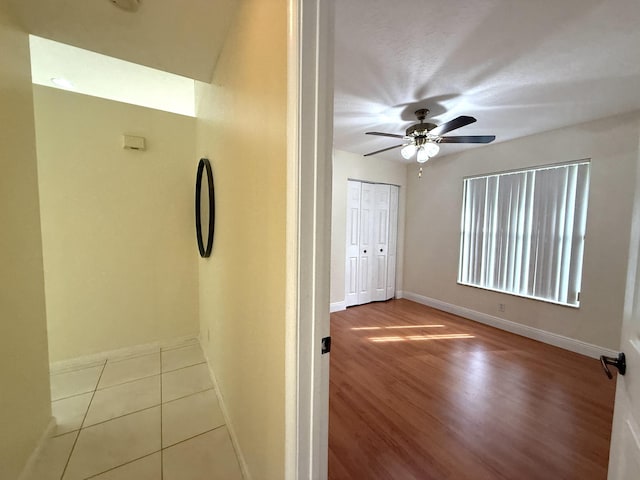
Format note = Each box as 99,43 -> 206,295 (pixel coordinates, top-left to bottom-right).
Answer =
0,7 -> 52,478
404,112 -> 640,350
330,149 -> 408,305
33,86 -> 199,362
195,0 -> 287,478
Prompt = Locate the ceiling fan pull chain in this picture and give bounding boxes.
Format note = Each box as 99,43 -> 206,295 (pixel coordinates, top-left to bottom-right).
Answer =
418,166 -> 423,178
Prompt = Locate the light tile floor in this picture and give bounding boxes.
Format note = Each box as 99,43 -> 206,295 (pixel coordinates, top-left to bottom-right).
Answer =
27,341 -> 244,480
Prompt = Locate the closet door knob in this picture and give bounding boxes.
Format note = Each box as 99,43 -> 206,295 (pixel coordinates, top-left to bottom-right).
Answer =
363,250 -> 367,254
380,248 -> 383,252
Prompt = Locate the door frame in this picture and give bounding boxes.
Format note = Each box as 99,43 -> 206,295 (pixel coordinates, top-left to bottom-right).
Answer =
286,0 -> 334,479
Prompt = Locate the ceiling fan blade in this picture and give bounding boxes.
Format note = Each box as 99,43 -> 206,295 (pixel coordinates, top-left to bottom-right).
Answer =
365,131 -> 405,139
439,135 -> 496,144
364,144 -> 404,156
430,116 -> 477,135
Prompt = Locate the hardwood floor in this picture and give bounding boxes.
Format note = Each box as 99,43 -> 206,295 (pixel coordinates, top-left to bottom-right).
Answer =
328,299 -> 616,480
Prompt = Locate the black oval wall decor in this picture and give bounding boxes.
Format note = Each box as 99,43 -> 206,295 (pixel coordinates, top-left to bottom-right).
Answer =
195,158 -> 215,258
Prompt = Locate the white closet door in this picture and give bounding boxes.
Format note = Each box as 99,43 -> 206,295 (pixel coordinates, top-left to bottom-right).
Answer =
372,184 -> 390,301
358,182 -> 375,304
345,181 -> 361,307
344,180 -> 398,307
386,185 -> 399,300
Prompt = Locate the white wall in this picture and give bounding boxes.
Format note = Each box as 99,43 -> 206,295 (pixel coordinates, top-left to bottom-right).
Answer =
403,112 -> 640,350
195,0 -> 287,478
0,6 -> 52,478
33,86 -> 199,362
331,149 -> 408,307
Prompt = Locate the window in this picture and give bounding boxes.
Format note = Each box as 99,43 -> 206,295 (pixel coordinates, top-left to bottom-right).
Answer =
458,160 -> 590,307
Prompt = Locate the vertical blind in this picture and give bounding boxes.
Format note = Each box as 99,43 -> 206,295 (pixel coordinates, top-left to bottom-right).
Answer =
458,161 -> 590,307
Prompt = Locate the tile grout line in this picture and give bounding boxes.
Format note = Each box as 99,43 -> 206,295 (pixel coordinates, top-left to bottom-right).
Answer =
53,371 -> 161,402
59,358 -> 108,480
51,389 -> 96,403
163,386 -> 214,406
53,347 -> 208,479
88,359 -> 205,395
161,425 -> 225,450
161,360 -> 206,375
52,356 -> 205,401
81,425 -> 225,480
51,338 -> 200,376
69,404 -> 159,432
52,386 -> 216,438
95,372 -> 160,392
82,450 -> 159,480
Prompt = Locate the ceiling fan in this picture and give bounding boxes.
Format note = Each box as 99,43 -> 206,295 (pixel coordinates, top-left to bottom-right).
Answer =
364,108 -> 496,163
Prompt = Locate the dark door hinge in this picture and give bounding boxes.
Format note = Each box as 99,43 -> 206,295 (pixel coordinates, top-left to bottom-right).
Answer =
321,336 -> 331,354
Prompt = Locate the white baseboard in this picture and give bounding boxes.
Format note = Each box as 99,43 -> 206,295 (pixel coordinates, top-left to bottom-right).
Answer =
201,349 -> 251,480
330,301 -> 346,313
330,293 -> 404,312
19,417 -> 56,480
395,290 -> 404,299
50,334 -> 199,374
402,291 -> 617,359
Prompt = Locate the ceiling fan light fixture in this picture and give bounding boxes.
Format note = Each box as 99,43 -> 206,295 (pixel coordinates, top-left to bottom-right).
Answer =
363,109 -> 495,164
416,146 -> 430,163
400,144 -> 417,160
424,142 -> 440,157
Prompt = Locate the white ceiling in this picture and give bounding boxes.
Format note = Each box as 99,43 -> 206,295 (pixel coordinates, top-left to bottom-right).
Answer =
334,0 -> 640,162
8,0 -> 640,161
8,0 -> 237,82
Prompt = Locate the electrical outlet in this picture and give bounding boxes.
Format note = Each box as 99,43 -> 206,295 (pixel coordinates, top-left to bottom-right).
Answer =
498,303 -> 506,313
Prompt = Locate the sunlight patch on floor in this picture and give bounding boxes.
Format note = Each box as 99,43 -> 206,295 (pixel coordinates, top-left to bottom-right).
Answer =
352,324 -> 445,331
368,333 -> 475,342
385,324 -> 445,329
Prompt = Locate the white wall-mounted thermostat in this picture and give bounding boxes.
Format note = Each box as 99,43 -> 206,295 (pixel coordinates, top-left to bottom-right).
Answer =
123,135 -> 146,151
